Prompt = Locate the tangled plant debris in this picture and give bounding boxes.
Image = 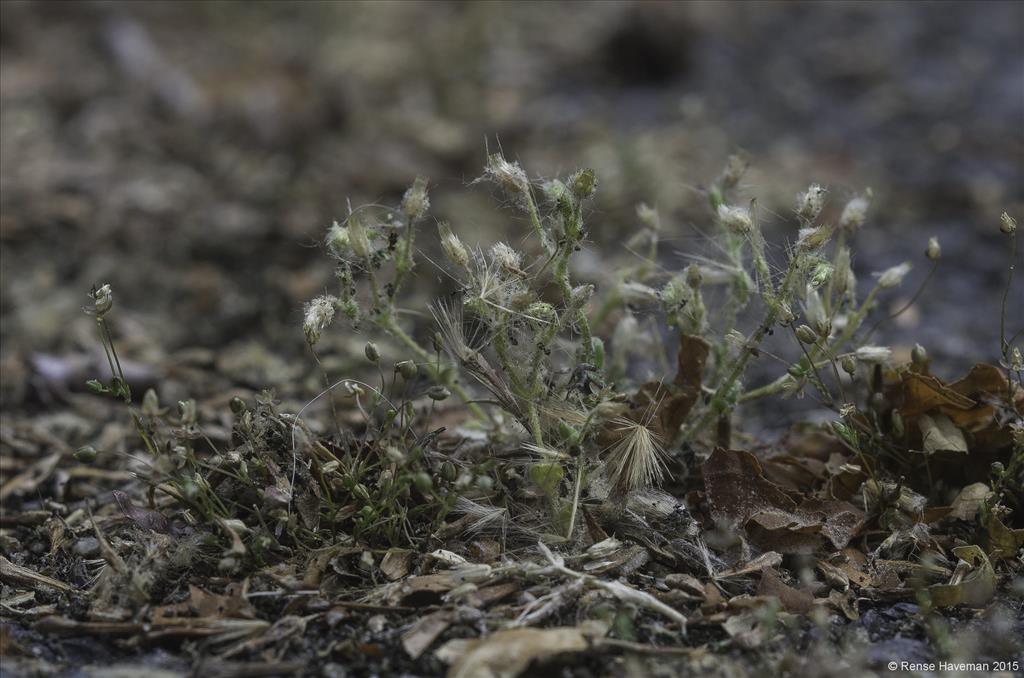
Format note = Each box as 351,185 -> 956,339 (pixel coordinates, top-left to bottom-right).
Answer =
2,152 -> 1022,677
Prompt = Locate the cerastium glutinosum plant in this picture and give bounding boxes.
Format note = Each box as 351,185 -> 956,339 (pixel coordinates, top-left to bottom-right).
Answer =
301,152 -> 964,539
87,150 -> 967,553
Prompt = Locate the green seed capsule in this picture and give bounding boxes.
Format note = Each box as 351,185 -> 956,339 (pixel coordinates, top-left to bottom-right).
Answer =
364,342 -> 380,364
74,445 -> 98,463
353,483 -> 371,502
795,325 -> 817,344
396,360 -> 418,380
441,461 -> 458,482
427,385 -> 450,401
229,396 -> 247,415
412,472 -> 433,494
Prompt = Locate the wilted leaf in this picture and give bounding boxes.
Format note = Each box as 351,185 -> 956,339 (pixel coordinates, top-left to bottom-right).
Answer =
441,627 -> 589,678
716,551 -> 783,579
985,512 -> 1024,561
380,548 -> 413,581
155,584 -> 256,621
949,483 -> 993,521
403,610 -> 454,659
756,568 -> 814,614
390,573 -> 458,606
899,372 -> 975,418
631,334 -> 709,438
704,448 -> 797,527
705,449 -> 863,552
918,413 -> 968,454
112,490 -> 172,534
928,545 -> 996,608
722,612 -> 767,649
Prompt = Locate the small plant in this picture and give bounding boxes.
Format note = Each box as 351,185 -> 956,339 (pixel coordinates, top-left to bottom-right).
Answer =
87,150 -> 1018,558
296,150 -> 960,545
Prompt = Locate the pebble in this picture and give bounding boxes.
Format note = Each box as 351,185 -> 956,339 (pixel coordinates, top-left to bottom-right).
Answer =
73,537 -> 100,557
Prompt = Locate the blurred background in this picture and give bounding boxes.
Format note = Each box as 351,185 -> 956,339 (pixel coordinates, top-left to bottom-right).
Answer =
1,0 -> 1021,430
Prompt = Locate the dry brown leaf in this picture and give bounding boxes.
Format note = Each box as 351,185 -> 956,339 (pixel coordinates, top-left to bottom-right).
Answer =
442,627 -> 589,678
756,568 -> 814,614
402,610 -> 454,659
389,573 -> 458,606
704,448 -> 797,527
704,449 -> 863,553
630,334 -> 709,439
380,548 -> 413,581
985,512 -> 1024,561
918,413 -> 968,454
929,545 -> 996,608
949,482 -> 994,521
112,490 -> 173,534
715,551 -> 783,579
899,372 -> 975,418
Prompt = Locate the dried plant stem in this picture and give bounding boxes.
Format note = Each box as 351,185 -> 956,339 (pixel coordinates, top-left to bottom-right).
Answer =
1000,229 -> 1017,358
565,455 -> 584,541
536,542 -> 687,631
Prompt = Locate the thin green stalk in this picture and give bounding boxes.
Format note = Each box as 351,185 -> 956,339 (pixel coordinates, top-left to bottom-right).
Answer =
740,285 -> 881,403
682,255 -> 804,443
379,315 -> 488,421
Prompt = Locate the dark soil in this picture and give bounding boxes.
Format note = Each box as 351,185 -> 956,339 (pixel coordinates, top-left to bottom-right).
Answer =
1,2 -> 1022,677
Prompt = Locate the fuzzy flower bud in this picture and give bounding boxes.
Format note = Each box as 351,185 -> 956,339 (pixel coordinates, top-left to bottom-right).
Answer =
797,222 -> 836,252
91,284 -> 113,318
839,194 -> 870,232
796,183 -> 827,222
810,261 -> 833,288
490,242 -> 522,274
570,284 -> 595,308
874,261 -> 911,288
925,237 -> 941,260
326,221 -> 350,258
911,343 -> 928,365
685,263 -> 703,289
804,285 -> 828,335
347,215 -> 371,259
841,355 -> 857,375
303,295 -> 337,346
1000,211 -> 1017,234
401,176 -> 430,222
855,345 -> 893,364
833,246 -> 856,299
437,222 -> 469,270
483,153 -> 531,203
636,203 -> 660,231
717,204 -> 753,236
569,168 -> 597,200
717,154 -> 749,193
526,302 -> 557,325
